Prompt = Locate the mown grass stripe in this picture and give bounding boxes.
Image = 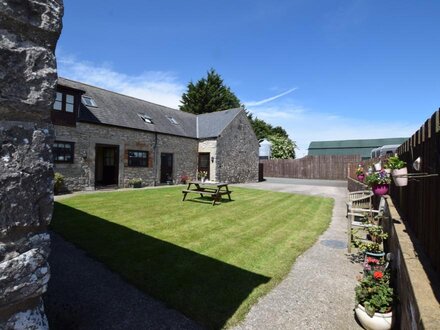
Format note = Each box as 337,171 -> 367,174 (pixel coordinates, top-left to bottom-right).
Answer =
52,186 -> 333,329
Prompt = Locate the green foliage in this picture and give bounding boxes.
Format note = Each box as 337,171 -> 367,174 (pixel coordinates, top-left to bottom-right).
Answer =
178,68 -> 295,158
366,225 -> 389,241
387,155 -> 406,170
179,68 -> 242,114
268,134 -> 296,159
246,113 -> 288,141
128,178 -> 142,187
355,272 -> 394,316
351,228 -> 385,254
54,172 -> 64,195
365,171 -> 391,186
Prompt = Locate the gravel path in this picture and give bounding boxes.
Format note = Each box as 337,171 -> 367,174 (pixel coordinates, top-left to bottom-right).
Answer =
233,178 -> 363,329
44,232 -> 203,330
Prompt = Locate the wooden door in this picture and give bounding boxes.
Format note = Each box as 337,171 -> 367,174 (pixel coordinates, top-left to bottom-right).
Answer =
102,147 -> 118,185
198,153 -> 210,178
160,153 -> 173,183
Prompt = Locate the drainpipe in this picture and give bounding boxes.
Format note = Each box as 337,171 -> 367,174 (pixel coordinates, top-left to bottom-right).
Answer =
153,132 -> 158,186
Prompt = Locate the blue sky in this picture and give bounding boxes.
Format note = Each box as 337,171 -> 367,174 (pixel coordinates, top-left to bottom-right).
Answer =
56,0 -> 440,156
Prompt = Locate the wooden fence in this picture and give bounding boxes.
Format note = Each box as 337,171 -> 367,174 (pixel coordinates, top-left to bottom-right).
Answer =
260,155 -> 361,180
390,109 -> 440,272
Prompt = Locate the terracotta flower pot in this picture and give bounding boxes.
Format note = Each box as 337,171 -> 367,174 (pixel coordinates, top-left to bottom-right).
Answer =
392,168 -> 408,187
357,174 -> 365,182
355,304 -> 392,330
372,184 -> 389,196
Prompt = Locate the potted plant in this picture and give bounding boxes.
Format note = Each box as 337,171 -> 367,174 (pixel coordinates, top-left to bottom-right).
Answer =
365,171 -> 391,196
382,159 -> 391,174
356,163 -> 365,182
197,170 -> 208,182
355,271 -> 394,330
387,155 -> 407,187
370,213 -> 382,226
359,241 -> 385,258
366,225 -> 389,244
128,178 -> 142,188
352,231 -> 385,258
363,256 -> 387,276
54,172 -> 65,195
180,174 -> 190,184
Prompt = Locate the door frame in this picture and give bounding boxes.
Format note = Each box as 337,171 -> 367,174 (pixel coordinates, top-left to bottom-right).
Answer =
95,143 -> 119,186
160,152 -> 174,183
198,152 -> 210,179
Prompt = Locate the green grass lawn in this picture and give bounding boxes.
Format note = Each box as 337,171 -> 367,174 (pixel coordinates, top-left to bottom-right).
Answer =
52,186 -> 333,329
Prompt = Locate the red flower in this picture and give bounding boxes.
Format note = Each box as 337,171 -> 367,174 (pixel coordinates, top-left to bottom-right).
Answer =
373,271 -> 383,280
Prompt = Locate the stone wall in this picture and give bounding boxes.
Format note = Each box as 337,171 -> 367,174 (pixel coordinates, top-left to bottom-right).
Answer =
216,111 -> 259,183
156,133 -> 198,184
0,0 -> 63,328
54,122 -> 198,190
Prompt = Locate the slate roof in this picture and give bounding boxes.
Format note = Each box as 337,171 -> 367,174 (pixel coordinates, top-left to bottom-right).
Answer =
197,108 -> 242,138
58,77 -> 200,138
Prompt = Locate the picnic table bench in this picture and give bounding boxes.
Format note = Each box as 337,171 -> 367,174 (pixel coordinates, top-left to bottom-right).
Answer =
182,181 -> 232,205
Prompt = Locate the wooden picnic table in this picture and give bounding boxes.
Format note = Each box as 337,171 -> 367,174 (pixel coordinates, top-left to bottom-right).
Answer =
182,181 -> 232,205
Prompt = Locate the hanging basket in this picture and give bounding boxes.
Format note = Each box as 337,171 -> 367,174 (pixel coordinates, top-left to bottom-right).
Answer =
392,168 -> 408,187
372,184 -> 389,196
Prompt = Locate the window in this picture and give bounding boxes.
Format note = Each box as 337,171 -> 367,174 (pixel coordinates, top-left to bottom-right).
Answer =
53,92 -> 75,113
82,96 -> 97,107
128,150 -> 148,167
138,113 -> 153,124
167,116 -> 179,125
53,141 -> 74,163
53,92 -> 62,110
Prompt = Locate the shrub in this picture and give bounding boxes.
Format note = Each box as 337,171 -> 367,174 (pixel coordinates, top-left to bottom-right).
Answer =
54,172 -> 64,195
128,178 -> 142,187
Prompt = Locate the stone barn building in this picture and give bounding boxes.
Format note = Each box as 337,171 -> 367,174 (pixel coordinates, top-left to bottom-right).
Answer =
52,78 -> 259,191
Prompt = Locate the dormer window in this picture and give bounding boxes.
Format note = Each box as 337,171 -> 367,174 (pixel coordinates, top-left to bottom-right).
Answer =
53,92 -> 74,112
167,116 -> 179,125
82,96 -> 97,107
138,113 -> 153,124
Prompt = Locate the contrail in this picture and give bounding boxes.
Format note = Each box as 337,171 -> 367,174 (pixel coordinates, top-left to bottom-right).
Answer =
245,87 -> 297,106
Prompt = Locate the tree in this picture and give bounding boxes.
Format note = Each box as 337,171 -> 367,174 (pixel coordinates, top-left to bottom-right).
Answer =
268,134 -> 297,159
179,69 -> 296,158
179,69 -> 242,114
247,114 -> 289,141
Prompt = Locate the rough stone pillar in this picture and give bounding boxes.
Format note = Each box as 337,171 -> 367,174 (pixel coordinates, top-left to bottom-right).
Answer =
0,1 -> 63,328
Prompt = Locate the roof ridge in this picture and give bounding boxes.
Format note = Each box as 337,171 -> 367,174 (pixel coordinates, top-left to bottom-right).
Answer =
196,107 -> 242,117
58,76 -> 195,117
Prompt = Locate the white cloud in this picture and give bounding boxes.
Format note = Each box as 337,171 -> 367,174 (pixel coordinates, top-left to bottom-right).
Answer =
249,104 -> 418,158
56,54 -> 185,108
245,87 -> 297,107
